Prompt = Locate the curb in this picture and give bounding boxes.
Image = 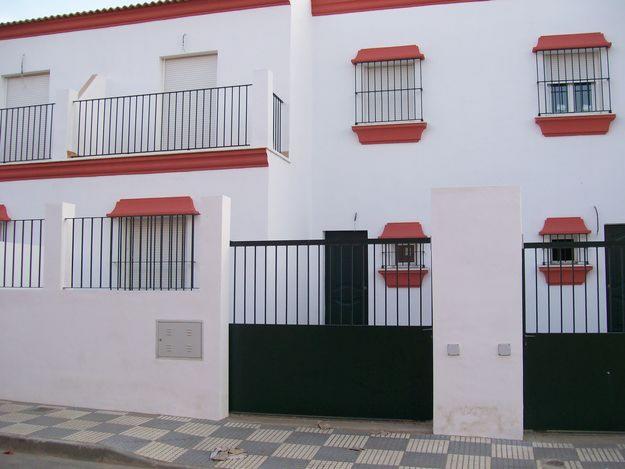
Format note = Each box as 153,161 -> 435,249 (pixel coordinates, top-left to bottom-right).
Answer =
0,434 -> 192,468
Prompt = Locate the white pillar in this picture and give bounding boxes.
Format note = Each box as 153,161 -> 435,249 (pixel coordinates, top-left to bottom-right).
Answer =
250,69 -> 273,149
43,202 -> 75,290
431,186 -> 523,440
52,90 -> 78,159
195,196 -> 231,419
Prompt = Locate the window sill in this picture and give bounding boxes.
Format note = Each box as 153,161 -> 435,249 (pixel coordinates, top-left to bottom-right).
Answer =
535,113 -> 615,137
352,122 -> 427,144
378,268 -> 428,288
539,265 -> 593,286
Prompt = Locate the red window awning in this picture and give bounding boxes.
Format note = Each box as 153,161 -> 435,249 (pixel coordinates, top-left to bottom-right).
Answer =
533,32 -> 611,52
352,45 -> 425,64
107,196 -> 199,218
379,221 -> 427,239
0,204 -> 10,222
539,217 -> 591,236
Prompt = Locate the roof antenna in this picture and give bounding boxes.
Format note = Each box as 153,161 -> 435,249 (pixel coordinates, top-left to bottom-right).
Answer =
593,206 -> 599,236
353,212 -> 358,231
181,33 -> 187,52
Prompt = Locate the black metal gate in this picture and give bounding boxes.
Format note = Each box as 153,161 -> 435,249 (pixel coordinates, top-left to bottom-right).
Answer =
522,239 -> 625,431
229,234 -> 433,420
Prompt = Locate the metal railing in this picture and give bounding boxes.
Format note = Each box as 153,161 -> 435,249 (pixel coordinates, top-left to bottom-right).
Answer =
74,85 -> 250,157
523,240 -> 625,333
67,215 -> 196,290
231,237 -> 432,326
0,219 -> 44,288
535,47 -> 612,116
272,93 -> 285,153
0,104 -> 54,163
354,59 -> 423,125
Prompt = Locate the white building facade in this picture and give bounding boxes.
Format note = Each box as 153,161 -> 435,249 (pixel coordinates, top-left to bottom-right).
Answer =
0,0 -> 624,439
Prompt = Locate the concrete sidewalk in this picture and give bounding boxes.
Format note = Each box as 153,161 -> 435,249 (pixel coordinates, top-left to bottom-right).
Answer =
1,400 -> 624,468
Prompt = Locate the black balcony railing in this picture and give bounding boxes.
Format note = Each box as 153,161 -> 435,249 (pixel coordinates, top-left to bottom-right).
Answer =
1,219 -> 44,288
67,215 -> 196,290
0,104 -> 54,163
272,93 -> 285,153
74,85 -> 250,157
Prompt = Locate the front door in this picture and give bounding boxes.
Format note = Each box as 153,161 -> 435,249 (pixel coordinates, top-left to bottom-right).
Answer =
325,231 -> 368,325
606,224 -> 625,332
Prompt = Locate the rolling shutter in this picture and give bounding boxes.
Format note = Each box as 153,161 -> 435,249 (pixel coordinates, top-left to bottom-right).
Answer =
163,54 -> 217,92
5,73 -> 50,107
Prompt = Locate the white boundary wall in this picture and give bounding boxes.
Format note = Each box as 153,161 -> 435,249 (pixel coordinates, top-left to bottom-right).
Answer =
432,186 -> 523,440
0,196 -> 231,420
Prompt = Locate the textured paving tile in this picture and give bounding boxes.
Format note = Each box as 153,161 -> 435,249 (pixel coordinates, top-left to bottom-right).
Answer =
100,434 -> 150,452
216,454 -> 268,468
63,430 -> 114,443
90,422 -> 134,434
28,426 -> 78,440
0,403 -> 33,413
273,443 -> 321,460
211,424 -> 258,440
446,454 -> 491,469
0,423 -> 46,435
156,430 -> 205,448
400,450 -> 446,467
141,417 -> 186,431
176,421 -> 219,437
173,448 -> 216,466
307,461 -> 354,469
0,412 -> 38,423
326,433 -> 369,449
194,436 -> 243,451
107,415 -> 152,426
406,438 -> 449,454
314,445 -> 360,463
260,456 -> 309,468
296,426 -> 334,434
448,441 -> 492,456
492,444 -> 534,460
491,458 -> 536,469
224,421 -> 261,429
248,428 -> 293,443
120,425 -> 169,440
54,419 -> 100,430
46,409 -> 91,420
135,441 -> 187,462
21,415 -> 67,427
239,439 -> 282,456
576,447 -> 624,462
286,431 -> 332,446
356,449 -> 404,466
533,447 -> 578,461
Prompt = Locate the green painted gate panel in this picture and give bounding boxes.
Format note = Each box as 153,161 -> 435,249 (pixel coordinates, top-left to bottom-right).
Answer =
524,334 -> 625,431
229,325 -> 432,421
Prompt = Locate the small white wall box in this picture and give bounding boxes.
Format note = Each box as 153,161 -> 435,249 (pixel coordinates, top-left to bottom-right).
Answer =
498,343 -> 511,356
156,321 -> 202,359
447,344 -> 460,356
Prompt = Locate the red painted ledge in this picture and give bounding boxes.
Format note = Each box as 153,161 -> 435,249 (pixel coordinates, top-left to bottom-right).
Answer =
0,0 -> 290,40
312,0 -> 488,16
0,148 -> 269,182
352,45 -> 424,63
352,122 -> 427,144
539,265 -> 592,286
540,217 -> 590,236
108,196 -> 199,218
535,114 -> 616,137
533,33 -> 611,52
378,269 -> 428,288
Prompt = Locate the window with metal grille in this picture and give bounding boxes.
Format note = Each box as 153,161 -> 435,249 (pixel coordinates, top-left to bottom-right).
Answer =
535,47 -> 611,116
382,242 -> 426,268
354,59 -> 423,125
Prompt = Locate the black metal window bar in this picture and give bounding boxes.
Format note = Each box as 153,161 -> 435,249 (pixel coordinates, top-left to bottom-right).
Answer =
540,233 -> 589,266
74,85 -> 250,157
354,59 -> 423,125
272,93 -> 285,154
381,242 -> 426,269
231,237 -> 432,326
535,47 -> 611,116
67,215 -> 196,290
523,240 -> 625,333
0,219 -> 44,288
0,104 -> 54,163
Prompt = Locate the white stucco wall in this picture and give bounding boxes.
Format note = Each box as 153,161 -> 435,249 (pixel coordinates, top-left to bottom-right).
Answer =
0,197 -> 231,420
432,186 -> 523,439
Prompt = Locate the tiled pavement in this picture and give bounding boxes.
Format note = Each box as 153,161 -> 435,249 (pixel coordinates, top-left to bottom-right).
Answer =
1,401 -> 625,468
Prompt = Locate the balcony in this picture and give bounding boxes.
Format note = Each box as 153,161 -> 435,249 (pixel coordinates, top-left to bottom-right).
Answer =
0,70 -> 287,180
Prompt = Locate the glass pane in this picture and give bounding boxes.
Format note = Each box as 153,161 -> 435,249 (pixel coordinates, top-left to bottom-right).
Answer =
574,83 -> 593,112
550,84 -> 568,113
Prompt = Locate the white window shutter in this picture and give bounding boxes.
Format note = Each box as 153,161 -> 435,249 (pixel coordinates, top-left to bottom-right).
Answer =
163,54 -> 217,92
5,73 -> 50,107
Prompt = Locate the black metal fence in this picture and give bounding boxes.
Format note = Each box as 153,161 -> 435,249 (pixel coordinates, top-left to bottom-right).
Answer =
272,93 -> 285,153
0,219 -> 44,288
354,59 -> 423,125
523,240 -> 625,333
0,104 -> 54,163
74,85 -> 250,157
67,215 -> 196,290
535,47 -> 611,116
231,237 -> 432,326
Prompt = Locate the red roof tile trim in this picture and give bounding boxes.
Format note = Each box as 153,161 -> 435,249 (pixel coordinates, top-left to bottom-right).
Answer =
0,204 -> 10,221
312,0 -> 488,16
539,217 -> 591,236
352,45 -> 425,63
0,0 -> 290,40
380,222 -> 427,239
533,33 -> 611,52
108,196 -> 199,217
